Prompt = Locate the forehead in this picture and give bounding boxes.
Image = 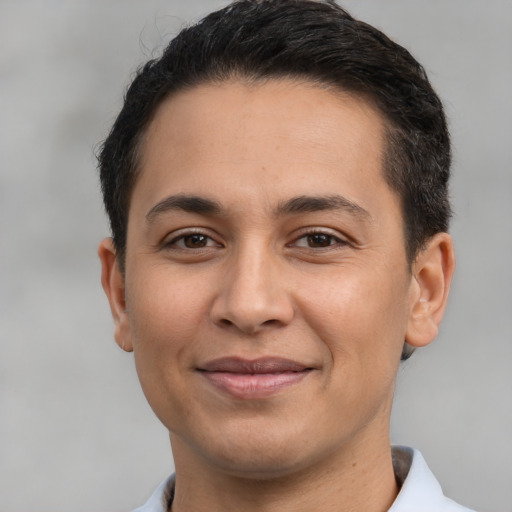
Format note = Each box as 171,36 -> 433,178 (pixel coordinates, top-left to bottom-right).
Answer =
134,79 -> 391,213
143,80 -> 384,156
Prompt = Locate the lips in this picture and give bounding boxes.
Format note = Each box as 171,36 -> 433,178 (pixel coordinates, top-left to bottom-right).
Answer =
197,357 -> 314,399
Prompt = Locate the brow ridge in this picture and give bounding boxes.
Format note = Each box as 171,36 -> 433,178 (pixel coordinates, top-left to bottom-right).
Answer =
145,193 -> 370,223
146,194 -> 222,222
276,194 -> 370,219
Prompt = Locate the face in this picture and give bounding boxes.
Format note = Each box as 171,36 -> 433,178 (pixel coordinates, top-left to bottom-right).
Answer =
106,80 -> 423,478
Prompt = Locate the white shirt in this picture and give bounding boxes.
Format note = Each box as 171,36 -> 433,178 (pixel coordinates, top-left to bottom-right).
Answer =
133,446 -> 475,512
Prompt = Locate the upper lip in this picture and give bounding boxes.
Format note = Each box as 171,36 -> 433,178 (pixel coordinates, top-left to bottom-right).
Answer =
198,357 -> 312,374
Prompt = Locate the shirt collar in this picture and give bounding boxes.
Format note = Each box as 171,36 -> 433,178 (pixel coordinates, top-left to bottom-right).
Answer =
389,446 -> 473,512
131,475 -> 174,512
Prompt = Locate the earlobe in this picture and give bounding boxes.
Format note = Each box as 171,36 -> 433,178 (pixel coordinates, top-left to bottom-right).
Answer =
98,238 -> 134,352
405,232 -> 455,348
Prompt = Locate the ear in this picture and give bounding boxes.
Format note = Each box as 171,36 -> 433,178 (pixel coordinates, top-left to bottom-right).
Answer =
98,238 -> 133,352
405,232 -> 455,348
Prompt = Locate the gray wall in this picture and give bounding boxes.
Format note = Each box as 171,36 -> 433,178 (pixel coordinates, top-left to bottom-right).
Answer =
1,1 -> 510,510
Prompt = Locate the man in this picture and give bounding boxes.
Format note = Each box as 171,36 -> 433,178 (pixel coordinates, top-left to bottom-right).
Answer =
97,1 -> 473,510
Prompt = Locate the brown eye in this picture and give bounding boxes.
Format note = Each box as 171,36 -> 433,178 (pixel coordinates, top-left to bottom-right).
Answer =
307,233 -> 334,247
182,234 -> 209,248
165,231 -> 222,251
291,231 -> 347,250
163,231 -> 223,255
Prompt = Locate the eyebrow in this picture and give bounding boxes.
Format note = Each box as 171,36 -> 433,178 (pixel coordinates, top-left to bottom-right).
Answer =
276,195 -> 371,220
146,194 -> 222,223
145,193 -> 371,223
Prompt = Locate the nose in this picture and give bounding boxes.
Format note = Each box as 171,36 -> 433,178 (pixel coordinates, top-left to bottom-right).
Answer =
210,245 -> 294,334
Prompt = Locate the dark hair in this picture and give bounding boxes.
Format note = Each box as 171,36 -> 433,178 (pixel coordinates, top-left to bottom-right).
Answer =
98,0 -> 451,358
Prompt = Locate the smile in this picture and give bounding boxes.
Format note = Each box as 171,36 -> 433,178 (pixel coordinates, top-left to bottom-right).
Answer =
197,357 -> 314,399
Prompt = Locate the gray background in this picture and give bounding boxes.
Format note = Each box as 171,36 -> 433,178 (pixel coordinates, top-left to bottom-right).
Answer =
1,1 -> 511,511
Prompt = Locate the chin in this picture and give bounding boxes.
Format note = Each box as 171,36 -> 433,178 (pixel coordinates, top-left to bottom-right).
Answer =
189,424 -> 329,481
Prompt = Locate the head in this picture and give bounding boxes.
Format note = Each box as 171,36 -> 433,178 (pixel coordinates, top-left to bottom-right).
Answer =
97,0 -> 455,482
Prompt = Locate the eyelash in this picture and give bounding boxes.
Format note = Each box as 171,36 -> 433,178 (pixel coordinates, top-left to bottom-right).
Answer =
290,229 -> 348,250
164,230 -> 222,250
163,228 -> 348,251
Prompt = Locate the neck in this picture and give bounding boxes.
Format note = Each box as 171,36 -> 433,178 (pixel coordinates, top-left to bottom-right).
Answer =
169,431 -> 398,512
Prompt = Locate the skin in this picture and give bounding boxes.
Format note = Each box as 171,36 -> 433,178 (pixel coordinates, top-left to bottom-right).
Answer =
99,79 -> 455,512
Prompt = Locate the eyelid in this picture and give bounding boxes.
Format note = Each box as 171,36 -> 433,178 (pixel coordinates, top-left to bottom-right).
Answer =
300,227 -> 345,239
162,227 -> 223,249
288,227 -> 350,247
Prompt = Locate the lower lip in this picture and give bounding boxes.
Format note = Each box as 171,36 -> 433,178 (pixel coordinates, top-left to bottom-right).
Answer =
200,370 -> 311,399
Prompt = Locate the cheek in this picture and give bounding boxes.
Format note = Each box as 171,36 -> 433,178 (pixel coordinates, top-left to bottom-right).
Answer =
125,267 -> 214,399
296,267 -> 409,364
125,269 -> 210,426
293,269 -> 406,432
129,267 -> 210,343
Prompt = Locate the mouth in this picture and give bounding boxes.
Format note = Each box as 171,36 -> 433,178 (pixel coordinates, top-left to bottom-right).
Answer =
197,357 -> 314,399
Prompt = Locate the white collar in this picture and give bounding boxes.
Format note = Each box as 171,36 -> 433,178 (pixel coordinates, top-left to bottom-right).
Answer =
133,447 -> 474,512
389,446 -> 474,511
